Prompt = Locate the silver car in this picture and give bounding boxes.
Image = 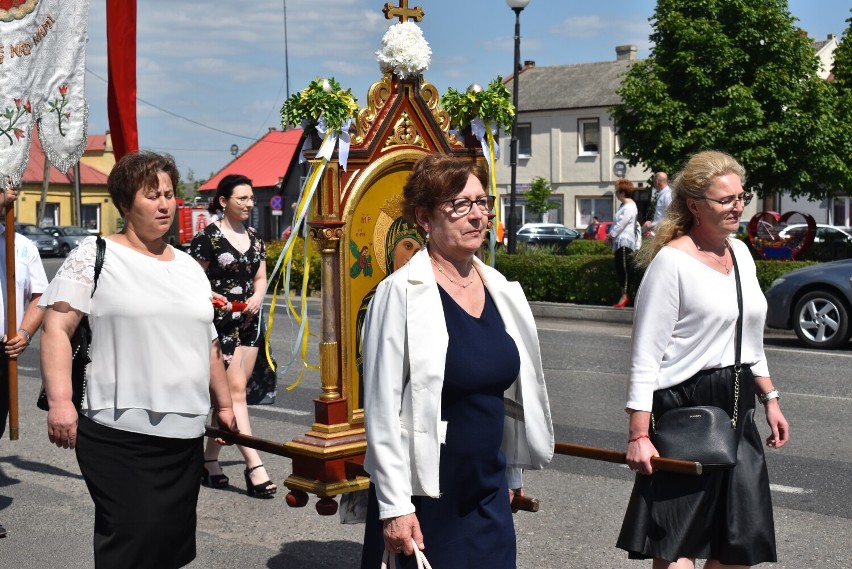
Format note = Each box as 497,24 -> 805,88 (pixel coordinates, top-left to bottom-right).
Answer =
765,258 -> 852,349
15,223 -> 60,257
43,225 -> 92,256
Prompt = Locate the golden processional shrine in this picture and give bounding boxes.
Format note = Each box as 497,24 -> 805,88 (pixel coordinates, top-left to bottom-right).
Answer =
207,0 -> 703,516
278,2 -> 485,514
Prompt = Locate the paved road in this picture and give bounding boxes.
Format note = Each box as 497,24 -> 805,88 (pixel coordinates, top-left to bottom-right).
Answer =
1,284 -> 850,567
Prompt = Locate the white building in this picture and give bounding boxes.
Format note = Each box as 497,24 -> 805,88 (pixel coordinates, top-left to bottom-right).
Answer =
498,38 -> 845,232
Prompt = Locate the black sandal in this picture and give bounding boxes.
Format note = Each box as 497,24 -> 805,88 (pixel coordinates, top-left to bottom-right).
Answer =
201,459 -> 229,489
244,464 -> 277,499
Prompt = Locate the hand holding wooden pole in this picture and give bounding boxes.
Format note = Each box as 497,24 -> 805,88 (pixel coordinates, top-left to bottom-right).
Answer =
5,191 -> 18,440
555,442 -> 702,475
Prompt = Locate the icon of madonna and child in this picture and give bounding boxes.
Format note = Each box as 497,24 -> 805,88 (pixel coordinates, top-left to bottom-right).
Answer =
352,199 -> 427,406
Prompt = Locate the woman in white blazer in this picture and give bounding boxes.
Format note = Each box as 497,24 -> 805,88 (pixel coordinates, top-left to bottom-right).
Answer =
359,154 -> 553,569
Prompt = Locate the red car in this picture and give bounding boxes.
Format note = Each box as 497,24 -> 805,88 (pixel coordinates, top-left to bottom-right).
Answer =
588,221 -> 612,240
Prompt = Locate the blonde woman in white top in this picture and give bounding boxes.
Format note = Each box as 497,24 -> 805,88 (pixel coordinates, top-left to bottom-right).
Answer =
40,151 -> 237,569
616,151 -> 789,569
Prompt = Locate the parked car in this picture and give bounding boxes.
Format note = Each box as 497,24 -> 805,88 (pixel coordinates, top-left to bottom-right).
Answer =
515,223 -> 580,250
43,225 -> 92,256
15,223 -> 60,257
778,224 -> 852,244
765,258 -> 852,349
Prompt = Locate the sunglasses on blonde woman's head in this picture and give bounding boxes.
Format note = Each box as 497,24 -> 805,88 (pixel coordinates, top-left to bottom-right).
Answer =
696,192 -> 753,208
442,196 -> 496,215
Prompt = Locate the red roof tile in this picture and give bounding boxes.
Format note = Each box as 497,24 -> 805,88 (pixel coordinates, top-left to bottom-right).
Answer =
22,126 -> 109,185
199,128 -> 304,192
85,134 -> 107,152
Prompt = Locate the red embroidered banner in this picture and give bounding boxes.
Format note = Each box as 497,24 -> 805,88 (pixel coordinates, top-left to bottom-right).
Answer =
106,0 -> 137,160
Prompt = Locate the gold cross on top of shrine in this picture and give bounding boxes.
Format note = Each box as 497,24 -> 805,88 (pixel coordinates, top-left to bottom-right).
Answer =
383,0 -> 424,23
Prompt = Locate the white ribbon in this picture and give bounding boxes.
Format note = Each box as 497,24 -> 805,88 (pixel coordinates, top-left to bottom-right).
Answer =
298,118 -> 313,164
314,115 -> 352,172
470,117 -> 500,170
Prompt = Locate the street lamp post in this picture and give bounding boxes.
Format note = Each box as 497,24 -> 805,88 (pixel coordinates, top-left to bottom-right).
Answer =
506,0 -> 530,254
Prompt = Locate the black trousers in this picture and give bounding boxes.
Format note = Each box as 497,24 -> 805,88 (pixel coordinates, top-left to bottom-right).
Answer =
614,247 -> 635,294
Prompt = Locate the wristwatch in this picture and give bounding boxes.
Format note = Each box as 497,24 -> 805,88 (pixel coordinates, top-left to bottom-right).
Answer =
18,328 -> 32,345
758,389 -> 780,404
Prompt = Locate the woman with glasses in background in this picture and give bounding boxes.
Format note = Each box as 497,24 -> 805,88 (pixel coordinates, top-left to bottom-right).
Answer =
617,150 -> 789,569
359,154 -> 553,568
190,174 -> 276,498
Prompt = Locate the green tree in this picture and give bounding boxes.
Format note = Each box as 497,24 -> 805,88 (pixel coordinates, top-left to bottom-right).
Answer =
525,176 -> 559,216
177,168 -> 203,199
612,0 -> 847,200
832,12 -> 852,90
831,12 -> 852,189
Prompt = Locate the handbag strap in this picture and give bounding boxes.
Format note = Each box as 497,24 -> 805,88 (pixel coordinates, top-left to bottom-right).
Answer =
728,240 -> 743,429
380,541 -> 433,569
90,236 -> 106,298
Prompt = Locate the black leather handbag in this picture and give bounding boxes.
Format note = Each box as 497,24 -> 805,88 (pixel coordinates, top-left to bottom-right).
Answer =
651,242 -> 743,471
37,237 -> 105,411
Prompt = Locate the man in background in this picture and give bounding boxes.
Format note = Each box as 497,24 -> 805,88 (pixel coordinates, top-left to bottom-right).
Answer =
0,185 -> 49,538
643,171 -> 672,235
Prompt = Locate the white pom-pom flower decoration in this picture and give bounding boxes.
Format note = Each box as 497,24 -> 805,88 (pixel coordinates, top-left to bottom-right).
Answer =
376,22 -> 431,79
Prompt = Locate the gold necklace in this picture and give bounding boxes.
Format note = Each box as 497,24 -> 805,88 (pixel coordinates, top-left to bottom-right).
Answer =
691,235 -> 730,274
431,258 -> 476,288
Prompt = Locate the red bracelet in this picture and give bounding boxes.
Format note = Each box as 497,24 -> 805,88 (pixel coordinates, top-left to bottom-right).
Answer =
628,434 -> 650,443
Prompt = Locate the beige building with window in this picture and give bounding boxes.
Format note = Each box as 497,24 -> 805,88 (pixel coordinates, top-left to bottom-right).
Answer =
496,42 -> 850,232
496,46 -> 651,231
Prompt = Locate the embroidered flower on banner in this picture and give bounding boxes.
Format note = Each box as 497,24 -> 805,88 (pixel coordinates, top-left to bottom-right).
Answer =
48,84 -> 71,136
376,22 -> 431,79
1,96 -> 32,146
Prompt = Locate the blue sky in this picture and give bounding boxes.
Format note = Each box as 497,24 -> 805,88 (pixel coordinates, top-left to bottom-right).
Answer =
82,0 -> 851,182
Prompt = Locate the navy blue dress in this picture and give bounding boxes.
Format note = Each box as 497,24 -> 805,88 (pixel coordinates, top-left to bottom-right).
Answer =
361,286 -> 521,569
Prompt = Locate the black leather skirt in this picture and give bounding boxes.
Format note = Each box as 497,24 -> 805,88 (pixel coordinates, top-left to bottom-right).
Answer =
616,366 -> 778,565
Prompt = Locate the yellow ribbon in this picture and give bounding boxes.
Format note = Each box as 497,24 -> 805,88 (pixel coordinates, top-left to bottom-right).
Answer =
485,122 -> 500,266
262,133 -> 330,389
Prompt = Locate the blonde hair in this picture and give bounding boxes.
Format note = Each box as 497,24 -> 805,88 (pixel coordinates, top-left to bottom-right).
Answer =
635,150 -> 746,267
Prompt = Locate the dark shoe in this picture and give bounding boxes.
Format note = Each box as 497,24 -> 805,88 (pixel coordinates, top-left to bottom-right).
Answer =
201,459 -> 229,489
0,522 -> 6,538
244,464 -> 276,499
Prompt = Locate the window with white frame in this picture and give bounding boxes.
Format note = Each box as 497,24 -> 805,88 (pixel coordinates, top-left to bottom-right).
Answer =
516,122 -> 531,158
577,197 -> 613,227
578,118 -> 600,155
613,122 -> 623,156
81,203 -> 101,233
36,202 -> 60,226
499,194 -> 564,227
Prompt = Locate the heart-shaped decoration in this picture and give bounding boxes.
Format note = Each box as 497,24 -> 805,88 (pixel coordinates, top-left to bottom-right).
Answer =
746,211 -> 816,260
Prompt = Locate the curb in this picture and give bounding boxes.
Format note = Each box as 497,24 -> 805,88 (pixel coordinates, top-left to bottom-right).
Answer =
269,296 -> 635,324
529,301 -> 635,324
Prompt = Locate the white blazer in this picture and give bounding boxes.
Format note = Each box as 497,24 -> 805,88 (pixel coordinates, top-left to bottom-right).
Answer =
362,248 -> 554,520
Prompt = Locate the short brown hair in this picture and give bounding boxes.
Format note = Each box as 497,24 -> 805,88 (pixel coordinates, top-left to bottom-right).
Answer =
401,154 -> 488,223
615,178 -> 635,196
108,151 -> 180,217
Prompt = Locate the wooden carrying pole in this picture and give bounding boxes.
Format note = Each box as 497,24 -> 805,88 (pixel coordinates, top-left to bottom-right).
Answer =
5,204 -> 18,440
555,442 -> 702,476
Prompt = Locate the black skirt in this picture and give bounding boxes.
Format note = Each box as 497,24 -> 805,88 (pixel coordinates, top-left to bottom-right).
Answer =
75,415 -> 204,569
616,366 -> 777,565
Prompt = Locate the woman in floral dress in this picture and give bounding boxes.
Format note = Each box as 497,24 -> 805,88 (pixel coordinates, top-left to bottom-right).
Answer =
190,174 -> 276,498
